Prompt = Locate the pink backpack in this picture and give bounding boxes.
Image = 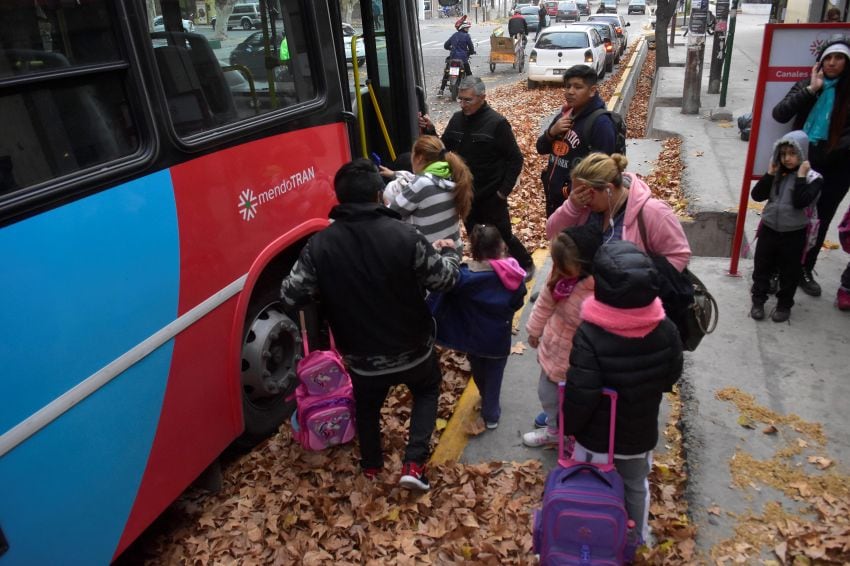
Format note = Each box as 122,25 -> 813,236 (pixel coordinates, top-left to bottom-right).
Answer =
289,313 -> 356,451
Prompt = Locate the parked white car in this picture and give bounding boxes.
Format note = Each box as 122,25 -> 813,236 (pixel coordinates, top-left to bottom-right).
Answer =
152,15 -> 195,33
527,24 -> 607,87
342,23 -> 366,67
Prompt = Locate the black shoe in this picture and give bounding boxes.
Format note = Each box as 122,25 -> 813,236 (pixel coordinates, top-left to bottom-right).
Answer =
800,268 -> 822,297
750,303 -> 765,320
530,291 -> 540,302
771,307 -> 791,323
768,273 -> 779,295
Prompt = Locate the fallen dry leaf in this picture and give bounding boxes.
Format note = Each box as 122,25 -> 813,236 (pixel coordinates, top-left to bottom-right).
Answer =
806,456 -> 833,470
510,341 -> 526,355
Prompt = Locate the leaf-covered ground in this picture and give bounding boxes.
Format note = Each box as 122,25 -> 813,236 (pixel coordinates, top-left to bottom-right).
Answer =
120,45 -> 704,565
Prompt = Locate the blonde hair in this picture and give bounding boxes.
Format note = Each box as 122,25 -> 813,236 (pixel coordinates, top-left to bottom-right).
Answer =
547,232 -> 581,291
570,152 -> 628,190
412,135 -> 473,220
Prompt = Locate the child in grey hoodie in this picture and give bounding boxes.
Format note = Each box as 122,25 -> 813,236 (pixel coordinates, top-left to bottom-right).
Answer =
750,130 -> 823,322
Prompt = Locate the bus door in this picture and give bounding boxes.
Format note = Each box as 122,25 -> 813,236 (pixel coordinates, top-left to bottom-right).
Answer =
348,0 -> 427,165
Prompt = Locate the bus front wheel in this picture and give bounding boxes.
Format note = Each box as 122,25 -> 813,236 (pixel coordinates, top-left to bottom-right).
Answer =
236,290 -> 301,449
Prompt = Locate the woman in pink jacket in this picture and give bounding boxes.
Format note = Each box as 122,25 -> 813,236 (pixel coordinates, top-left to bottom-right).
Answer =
523,223 -> 602,447
546,153 -> 691,273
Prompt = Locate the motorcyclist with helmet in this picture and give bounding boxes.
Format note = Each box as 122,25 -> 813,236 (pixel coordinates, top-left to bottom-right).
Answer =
438,16 -> 475,97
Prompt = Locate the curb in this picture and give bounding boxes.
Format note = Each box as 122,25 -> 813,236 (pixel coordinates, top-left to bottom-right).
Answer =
609,35 -> 648,115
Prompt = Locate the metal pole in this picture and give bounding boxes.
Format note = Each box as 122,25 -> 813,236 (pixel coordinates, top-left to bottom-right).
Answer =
718,0 -> 737,107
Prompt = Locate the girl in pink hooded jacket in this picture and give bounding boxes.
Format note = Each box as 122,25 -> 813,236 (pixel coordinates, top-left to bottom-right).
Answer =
523,223 -> 602,447
546,153 -> 691,273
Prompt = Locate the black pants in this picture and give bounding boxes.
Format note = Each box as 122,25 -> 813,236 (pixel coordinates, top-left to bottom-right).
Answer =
464,194 -> 534,269
752,225 -> 806,309
806,151 -> 850,271
350,351 -> 442,469
439,58 -> 472,91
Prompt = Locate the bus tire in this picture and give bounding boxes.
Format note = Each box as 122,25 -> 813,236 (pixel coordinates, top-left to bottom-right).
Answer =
234,287 -> 301,450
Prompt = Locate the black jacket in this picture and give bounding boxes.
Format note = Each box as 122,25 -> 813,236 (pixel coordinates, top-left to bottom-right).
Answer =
772,78 -> 850,170
439,103 -> 524,203
564,319 -> 683,455
280,203 -> 459,374
536,95 -> 616,216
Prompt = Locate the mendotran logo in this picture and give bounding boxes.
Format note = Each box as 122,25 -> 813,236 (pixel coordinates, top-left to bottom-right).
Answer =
237,166 -> 316,221
238,189 -> 258,221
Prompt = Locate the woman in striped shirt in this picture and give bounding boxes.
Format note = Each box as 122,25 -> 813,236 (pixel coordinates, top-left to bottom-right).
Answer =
387,135 -> 473,248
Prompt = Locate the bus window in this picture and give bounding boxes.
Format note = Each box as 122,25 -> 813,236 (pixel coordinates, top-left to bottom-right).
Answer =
0,1 -> 121,78
0,2 -> 139,196
150,0 -> 317,138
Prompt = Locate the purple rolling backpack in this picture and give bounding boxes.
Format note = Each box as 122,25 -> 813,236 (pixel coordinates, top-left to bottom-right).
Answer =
533,385 -> 641,565
289,312 -> 356,451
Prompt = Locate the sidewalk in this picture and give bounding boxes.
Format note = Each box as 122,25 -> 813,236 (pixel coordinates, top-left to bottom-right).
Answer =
649,14 -> 850,560
460,14 -> 850,560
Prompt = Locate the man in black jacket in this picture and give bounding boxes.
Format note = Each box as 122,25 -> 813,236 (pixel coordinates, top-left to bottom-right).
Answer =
563,241 -> 683,543
419,76 -> 535,277
280,158 -> 460,491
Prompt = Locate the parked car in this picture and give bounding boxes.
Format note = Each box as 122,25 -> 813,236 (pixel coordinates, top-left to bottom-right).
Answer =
545,1 -> 560,16
212,3 -> 262,31
528,24 -> 607,87
556,1 -> 581,21
518,5 -> 544,31
627,0 -> 647,14
597,0 -> 618,13
587,13 -> 629,52
152,15 -> 195,32
342,23 -> 366,67
229,30 -> 284,80
510,2 -> 533,15
575,0 -> 591,15
568,21 -> 618,69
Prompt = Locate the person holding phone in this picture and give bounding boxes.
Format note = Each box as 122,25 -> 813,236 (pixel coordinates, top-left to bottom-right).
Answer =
772,37 -> 850,304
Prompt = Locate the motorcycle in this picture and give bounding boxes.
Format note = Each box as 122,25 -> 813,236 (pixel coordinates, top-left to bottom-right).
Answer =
447,58 -> 467,100
439,3 -> 463,17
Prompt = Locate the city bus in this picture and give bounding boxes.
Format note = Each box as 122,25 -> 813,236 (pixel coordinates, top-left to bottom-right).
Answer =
0,1 -> 427,563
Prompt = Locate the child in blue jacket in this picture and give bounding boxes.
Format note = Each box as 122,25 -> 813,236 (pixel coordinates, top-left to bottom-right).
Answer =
429,225 -> 527,428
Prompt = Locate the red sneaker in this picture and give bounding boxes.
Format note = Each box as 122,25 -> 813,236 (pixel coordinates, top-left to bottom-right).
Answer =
838,287 -> 850,311
399,461 -> 431,491
362,466 -> 382,479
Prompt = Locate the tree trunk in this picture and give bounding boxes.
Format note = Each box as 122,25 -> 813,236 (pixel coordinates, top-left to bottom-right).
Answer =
654,0 -> 677,67
214,0 -> 238,40
340,0 -> 355,23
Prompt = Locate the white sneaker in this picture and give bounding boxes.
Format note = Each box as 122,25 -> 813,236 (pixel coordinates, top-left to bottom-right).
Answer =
522,427 -> 559,447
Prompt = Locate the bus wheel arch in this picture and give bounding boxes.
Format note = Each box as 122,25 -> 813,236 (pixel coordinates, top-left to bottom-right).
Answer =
234,249 -> 303,449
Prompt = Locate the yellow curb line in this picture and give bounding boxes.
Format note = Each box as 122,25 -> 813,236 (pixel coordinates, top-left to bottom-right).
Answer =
607,35 -> 645,112
430,247 -> 549,465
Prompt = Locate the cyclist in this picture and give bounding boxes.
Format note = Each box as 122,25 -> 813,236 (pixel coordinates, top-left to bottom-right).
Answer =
439,16 -> 475,97
508,10 -> 528,41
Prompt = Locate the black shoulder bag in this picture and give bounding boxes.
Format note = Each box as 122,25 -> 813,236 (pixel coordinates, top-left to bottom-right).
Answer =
636,202 -> 718,351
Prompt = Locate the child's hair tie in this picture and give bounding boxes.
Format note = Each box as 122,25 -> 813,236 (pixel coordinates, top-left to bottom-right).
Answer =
439,148 -> 448,159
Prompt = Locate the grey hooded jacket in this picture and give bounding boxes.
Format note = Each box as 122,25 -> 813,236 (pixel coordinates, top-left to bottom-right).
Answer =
751,130 -> 822,232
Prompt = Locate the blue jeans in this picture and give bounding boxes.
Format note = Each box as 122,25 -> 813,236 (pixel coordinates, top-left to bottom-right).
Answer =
468,354 -> 508,424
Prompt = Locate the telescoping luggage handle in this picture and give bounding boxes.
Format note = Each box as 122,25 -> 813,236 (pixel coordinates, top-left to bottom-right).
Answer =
558,383 -> 618,472
298,310 -> 337,357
